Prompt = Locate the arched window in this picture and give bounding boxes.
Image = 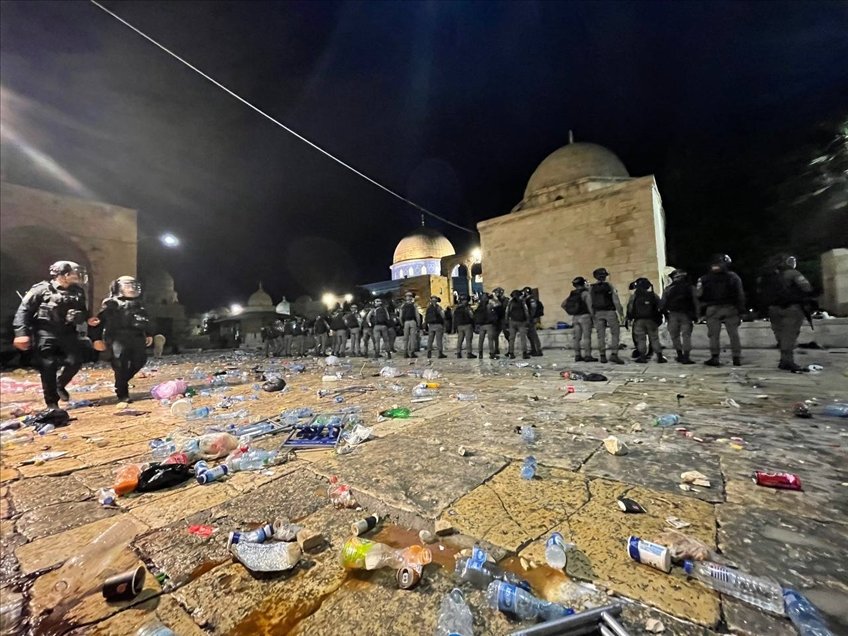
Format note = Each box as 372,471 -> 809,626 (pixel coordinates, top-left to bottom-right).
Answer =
450,265 -> 460,277
419,265 -> 427,276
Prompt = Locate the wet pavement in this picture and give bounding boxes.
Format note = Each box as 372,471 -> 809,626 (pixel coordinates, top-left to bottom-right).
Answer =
1,347 -> 847,635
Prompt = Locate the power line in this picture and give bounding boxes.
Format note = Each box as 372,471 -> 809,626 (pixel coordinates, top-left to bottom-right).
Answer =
89,0 -> 476,234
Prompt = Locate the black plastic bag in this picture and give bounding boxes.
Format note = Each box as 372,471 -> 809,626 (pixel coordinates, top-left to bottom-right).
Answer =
135,463 -> 192,492
262,378 -> 286,392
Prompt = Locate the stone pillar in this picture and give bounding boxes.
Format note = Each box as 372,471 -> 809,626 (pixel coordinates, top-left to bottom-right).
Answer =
821,248 -> 848,316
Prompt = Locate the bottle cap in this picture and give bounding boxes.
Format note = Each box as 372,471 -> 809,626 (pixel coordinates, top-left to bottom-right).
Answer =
683,560 -> 694,574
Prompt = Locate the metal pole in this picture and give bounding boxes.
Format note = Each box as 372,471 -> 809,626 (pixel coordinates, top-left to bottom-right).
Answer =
601,611 -> 631,636
507,604 -> 624,636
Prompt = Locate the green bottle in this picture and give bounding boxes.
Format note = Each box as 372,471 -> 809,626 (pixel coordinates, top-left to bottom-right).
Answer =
340,537 -> 377,569
380,407 -> 411,419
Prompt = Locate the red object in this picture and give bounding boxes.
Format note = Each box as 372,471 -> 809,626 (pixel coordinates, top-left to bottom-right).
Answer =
564,385 -> 575,394
753,471 -> 802,491
162,451 -> 190,465
187,524 -> 215,539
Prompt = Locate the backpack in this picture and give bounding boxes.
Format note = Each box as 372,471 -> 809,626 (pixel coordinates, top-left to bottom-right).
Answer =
758,270 -> 802,308
473,302 -> 491,325
507,299 -> 527,321
631,289 -> 661,322
563,290 -> 588,316
590,282 -> 615,311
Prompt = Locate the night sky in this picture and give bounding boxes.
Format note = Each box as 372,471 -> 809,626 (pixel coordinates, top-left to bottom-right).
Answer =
1,0 -> 846,311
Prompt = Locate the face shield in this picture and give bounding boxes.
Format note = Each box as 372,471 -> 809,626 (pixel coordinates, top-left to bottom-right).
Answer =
118,279 -> 141,298
786,256 -> 797,270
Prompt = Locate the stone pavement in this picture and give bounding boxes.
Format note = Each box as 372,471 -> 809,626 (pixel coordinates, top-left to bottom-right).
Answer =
1,347 -> 846,635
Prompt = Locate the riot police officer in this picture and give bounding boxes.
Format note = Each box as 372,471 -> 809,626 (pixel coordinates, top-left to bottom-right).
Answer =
697,254 -> 745,366
505,289 -> 531,359
562,277 -> 596,362
590,268 -> 625,364
368,298 -> 392,359
660,269 -> 699,364
13,261 -> 94,409
399,292 -> 421,358
491,287 -> 507,355
329,305 -> 347,356
453,295 -> 475,358
424,296 -> 448,358
474,292 -> 500,359
281,318 -> 295,356
313,313 -> 330,355
345,304 -> 362,356
92,276 -> 152,402
626,278 -> 667,364
757,254 -> 814,372
523,287 -> 544,356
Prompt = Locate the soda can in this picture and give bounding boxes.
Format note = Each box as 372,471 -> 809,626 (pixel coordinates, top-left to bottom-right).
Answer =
396,564 -> 422,590
627,536 -> 671,573
351,515 -> 380,536
196,464 -> 229,484
752,471 -> 802,491
228,523 -> 273,548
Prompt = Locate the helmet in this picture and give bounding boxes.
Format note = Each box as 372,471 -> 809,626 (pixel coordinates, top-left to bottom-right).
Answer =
492,287 -> 504,295
111,275 -> 141,298
374,298 -> 383,306
710,254 -> 732,266
522,286 -> 532,295
670,269 -> 687,281
592,267 -> 609,280
49,260 -> 87,283
572,276 -> 587,287
771,253 -> 797,270
510,289 -> 522,298
633,277 -> 652,290
429,296 -> 441,303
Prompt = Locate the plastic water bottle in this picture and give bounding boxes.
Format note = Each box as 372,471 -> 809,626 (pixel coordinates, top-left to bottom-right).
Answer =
149,439 -> 177,460
783,588 -> 835,636
456,393 -> 477,401
136,620 -> 175,636
454,547 -> 531,590
435,588 -> 474,636
521,456 -> 537,480
37,424 -> 56,436
412,385 -> 437,398
230,449 -> 280,472
233,421 -> 277,439
821,403 -> 848,418
520,425 -> 536,443
67,399 -> 94,410
684,560 -> 784,615
654,414 -> 681,427
213,408 -> 250,421
486,580 -> 574,621
545,532 -> 573,569
186,406 -> 213,420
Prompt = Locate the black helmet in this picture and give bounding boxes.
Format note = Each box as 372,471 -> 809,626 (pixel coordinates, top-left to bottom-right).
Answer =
510,289 -> 522,298
572,276 -> 587,287
633,277 -> 652,290
593,267 -> 609,280
771,253 -> 797,270
710,253 -> 732,266
492,287 -> 504,295
522,286 -> 532,295
50,260 -> 87,282
429,295 -> 441,303
670,269 -> 687,281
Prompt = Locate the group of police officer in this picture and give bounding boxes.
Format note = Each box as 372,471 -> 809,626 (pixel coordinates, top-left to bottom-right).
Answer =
13,261 -> 153,409
562,254 -> 814,371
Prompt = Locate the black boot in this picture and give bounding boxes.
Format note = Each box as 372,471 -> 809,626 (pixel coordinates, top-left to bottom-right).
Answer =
609,353 -> 624,364
468,353 -> 477,359
600,354 -> 608,363
675,349 -> 684,363
635,355 -> 648,363
583,354 -> 598,362
427,351 -> 432,359
574,354 -> 584,362
57,386 -> 70,402
704,356 -> 721,367
438,353 -> 447,359
732,356 -> 742,367
507,352 -> 515,359
681,352 -> 695,365
656,352 -> 668,363
522,352 -> 531,359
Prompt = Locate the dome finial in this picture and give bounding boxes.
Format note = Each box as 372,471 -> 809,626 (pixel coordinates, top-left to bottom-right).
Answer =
420,213 -> 425,227
568,129 -> 574,144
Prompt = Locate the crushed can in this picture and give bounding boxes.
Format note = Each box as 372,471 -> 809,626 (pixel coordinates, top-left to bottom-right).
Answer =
396,564 -> 422,590
752,471 -> 802,491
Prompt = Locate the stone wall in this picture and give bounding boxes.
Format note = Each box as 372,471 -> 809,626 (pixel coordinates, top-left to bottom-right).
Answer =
0,182 -> 137,321
821,248 -> 848,316
478,176 -> 666,327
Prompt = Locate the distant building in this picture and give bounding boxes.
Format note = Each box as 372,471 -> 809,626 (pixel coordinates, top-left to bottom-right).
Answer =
478,138 -> 667,327
205,283 -> 288,349
141,268 -> 187,353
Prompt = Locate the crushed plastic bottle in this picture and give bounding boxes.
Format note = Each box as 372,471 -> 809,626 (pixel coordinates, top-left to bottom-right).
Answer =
97,487 -> 117,506
66,399 -> 94,410
136,620 -> 176,636
364,543 -> 432,571
821,403 -> 848,418
456,393 -> 477,401
228,449 -> 283,472
454,547 -> 531,590
379,366 -> 403,378
149,439 -> 178,460
337,423 -> 373,455
37,423 -> 56,436
212,408 -> 250,421
486,580 -> 574,621
521,456 -> 537,480
654,414 -> 681,427
230,540 -> 301,572
684,560 -> 784,615
520,425 -> 537,443
436,588 -> 474,636
783,588 -> 835,636
328,476 -> 357,508
186,406 -> 213,420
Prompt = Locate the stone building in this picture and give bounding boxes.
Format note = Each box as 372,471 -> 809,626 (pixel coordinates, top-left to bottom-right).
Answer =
477,140 -> 667,327
0,181 -> 137,331
207,283 -> 287,349
141,268 -> 188,352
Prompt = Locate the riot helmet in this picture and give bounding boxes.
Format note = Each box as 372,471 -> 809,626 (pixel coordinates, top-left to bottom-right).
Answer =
633,277 -> 652,290
49,260 -> 87,286
670,269 -> 688,282
592,267 -> 609,281
429,296 -> 441,303
572,276 -> 587,287
492,287 -> 504,296
772,254 -> 797,270
112,275 -> 141,299
709,254 -> 732,272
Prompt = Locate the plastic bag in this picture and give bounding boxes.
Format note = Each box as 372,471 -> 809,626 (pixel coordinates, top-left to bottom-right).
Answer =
135,463 -> 192,492
197,432 -> 239,459
150,380 -> 188,400
654,529 -> 711,562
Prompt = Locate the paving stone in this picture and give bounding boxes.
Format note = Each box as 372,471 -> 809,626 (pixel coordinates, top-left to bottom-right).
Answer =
17,456 -> 87,478
445,463 -> 589,552
128,483 -> 240,530
17,500 -> 121,540
15,514 -> 149,574
9,474 -> 92,513
309,433 -> 508,518
65,594 -> 206,636
0,467 -> 20,483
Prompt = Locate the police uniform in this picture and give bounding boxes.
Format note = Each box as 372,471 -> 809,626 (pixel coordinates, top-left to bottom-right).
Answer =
282,319 -> 295,356
524,288 -> 544,356
491,288 -> 507,355
344,308 -> 362,356
697,256 -> 745,366
329,310 -> 347,356
360,308 -> 375,357
758,257 -> 813,371
292,319 -> 305,356
561,280 -> 595,362
506,292 -> 530,359
590,272 -> 625,363
453,299 -> 475,358
626,280 -> 666,363
313,314 -> 330,355
13,279 -> 89,408
400,298 -> 421,358
425,297 -> 447,358
474,295 -> 499,359
96,286 -> 151,401
660,273 -> 699,364
369,303 -> 392,358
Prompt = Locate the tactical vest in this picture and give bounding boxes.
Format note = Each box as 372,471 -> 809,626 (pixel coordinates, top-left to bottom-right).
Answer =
631,289 -> 660,321
664,282 -> 696,314
507,299 -> 527,321
34,282 -> 87,328
344,313 -> 359,329
373,307 -> 390,326
425,305 -> 444,324
111,298 -> 150,332
400,303 -> 417,322
563,290 -> 589,316
699,272 -> 736,305
590,282 -> 615,311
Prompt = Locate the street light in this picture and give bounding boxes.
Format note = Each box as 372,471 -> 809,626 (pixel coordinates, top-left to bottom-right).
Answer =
160,233 -> 181,248
322,293 -> 337,308
343,293 -> 353,303
471,247 -> 482,263
230,303 -> 243,315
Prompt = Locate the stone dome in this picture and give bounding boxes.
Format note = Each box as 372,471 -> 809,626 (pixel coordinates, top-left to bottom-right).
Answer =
524,142 -> 629,197
392,227 -> 455,264
247,283 -> 273,307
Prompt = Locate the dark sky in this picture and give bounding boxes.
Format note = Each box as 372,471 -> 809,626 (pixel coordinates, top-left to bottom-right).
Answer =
1,0 -> 846,310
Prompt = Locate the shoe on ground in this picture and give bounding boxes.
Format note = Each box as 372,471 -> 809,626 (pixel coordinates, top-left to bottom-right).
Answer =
704,357 -> 721,367
57,387 -> 70,402
531,352 -> 543,357
116,394 -> 131,403
656,354 -> 668,363
574,354 -> 584,362
600,355 -> 608,363
438,353 -> 447,359
635,356 -> 648,364
681,354 -> 695,365
583,355 -> 598,362
457,353 -> 463,359
427,351 -> 432,359
490,354 -> 498,359
507,353 -> 516,359
46,402 -> 59,410
522,353 -> 531,359
609,354 -> 624,364
468,353 -> 477,359
732,356 -> 742,366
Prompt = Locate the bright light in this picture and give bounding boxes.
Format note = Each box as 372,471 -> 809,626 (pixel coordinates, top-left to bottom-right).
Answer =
343,293 -> 353,303
471,247 -> 482,263
321,293 -> 337,308
160,233 -> 180,248
230,303 -> 243,315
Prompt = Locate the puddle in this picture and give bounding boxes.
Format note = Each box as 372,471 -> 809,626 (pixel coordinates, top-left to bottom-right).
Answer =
369,524 -> 459,569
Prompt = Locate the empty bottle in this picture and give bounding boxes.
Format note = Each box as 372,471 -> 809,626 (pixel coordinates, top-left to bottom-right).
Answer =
228,449 -> 281,472
821,403 -> 848,418
37,423 -> 56,436
66,399 -> 94,409
545,532 -> 573,569
520,425 -> 537,443
436,588 -> 474,636
196,464 -> 229,484
234,421 -> 278,439
684,560 -> 784,615
486,580 -> 574,621
186,406 -> 213,420
149,439 -> 177,460
455,547 -> 531,590
97,487 -> 116,506
364,544 -> 432,570
456,393 -> 477,401
169,398 -> 193,418
212,408 -> 250,421
380,407 -> 411,419
653,414 -> 681,427
340,536 -> 378,569
412,384 -> 438,398
521,456 -> 537,480
137,621 -> 175,636
783,588 -> 835,636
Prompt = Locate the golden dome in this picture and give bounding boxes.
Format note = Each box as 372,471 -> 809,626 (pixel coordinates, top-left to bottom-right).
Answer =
392,228 -> 455,264
525,142 -> 629,197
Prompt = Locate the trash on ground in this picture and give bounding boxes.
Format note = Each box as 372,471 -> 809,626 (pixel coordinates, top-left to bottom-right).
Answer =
645,617 -> 665,633
187,525 -> 216,539
102,564 -> 145,602
487,580 -> 574,621
627,536 -> 671,573
603,435 -> 628,456
328,475 -> 357,508
230,540 -> 301,572
617,497 -> 645,513
752,470 -> 802,490
680,470 -> 711,488
351,515 -> 381,536
655,529 -> 710,562
684,560 -> 784,615
665,516 -> 691,529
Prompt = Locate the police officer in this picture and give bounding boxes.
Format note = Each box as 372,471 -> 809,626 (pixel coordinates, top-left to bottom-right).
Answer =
424,296 -> 447,358
660,269 -> 698,364
281,318 -> 295,356
697,254 -> 745,367
360,304 -> 375,357
345,304 -> 362,356
92,276 -> 152,402
561,277 -> 596,362
13,261 -> 94,409
590,268 -> 625,364
505,289 -> 531,359
399,292 -> 421,358
313,312 -> 330,355
523,287 -> 544,356
491,287 -> 507,355
757,254 -> 814,372
292,317 -> 305,357
368,298 -> 392,359
452,295 -> 475,358
474,292 -> 499,359
329,305 -> 347,356
626,278 -> 667,364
